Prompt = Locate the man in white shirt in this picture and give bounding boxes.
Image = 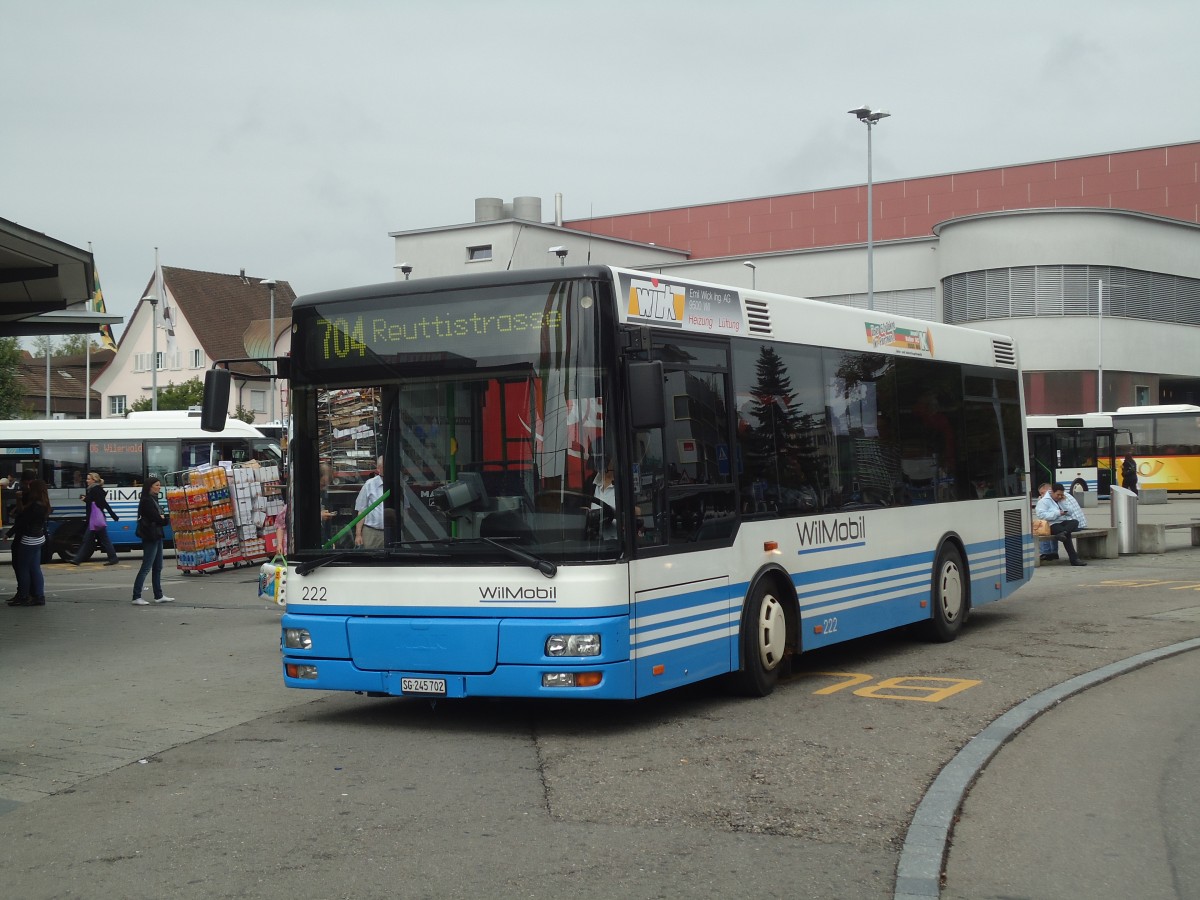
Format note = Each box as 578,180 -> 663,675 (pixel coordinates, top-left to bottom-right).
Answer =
1034,482 -> 1086,566
354,456 -> 386,550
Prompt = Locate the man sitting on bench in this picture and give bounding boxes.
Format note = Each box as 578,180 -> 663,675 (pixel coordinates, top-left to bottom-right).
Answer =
1035,482 -> 1087,566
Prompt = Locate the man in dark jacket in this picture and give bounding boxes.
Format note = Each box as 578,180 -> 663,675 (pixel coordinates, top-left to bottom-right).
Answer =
1121,452 -> 1139,495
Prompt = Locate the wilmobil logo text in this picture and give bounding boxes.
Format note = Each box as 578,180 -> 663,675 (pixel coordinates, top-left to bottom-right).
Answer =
479,585 -> 558,601
795,515 -> 866,550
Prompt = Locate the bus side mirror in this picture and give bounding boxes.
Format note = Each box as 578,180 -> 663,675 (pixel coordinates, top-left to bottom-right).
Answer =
627,360 -> 665,430
201,368 -> 231,433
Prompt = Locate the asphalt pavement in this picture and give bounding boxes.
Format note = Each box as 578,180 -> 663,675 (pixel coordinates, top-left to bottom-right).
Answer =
2,497 -> 1199,899
0,550 -> 305,810
910,495 -> 1200,900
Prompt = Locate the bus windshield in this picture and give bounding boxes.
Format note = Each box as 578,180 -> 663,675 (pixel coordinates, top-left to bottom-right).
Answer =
291,277 -> 617,562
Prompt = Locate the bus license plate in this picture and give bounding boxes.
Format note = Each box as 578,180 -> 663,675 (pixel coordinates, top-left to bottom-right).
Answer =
401,677 -> 446,696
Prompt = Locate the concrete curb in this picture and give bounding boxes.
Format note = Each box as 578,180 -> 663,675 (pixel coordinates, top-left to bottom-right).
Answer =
892,637 -> 1200,900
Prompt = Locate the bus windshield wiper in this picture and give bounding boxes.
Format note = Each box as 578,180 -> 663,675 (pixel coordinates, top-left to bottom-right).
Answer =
294,549 -> 386,576
294,552 -> 352,576
480,537 -> 557,578
388,538 -> 556,577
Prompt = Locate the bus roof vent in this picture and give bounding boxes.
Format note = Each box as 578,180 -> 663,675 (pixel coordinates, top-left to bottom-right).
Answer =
992,339 -> 1016,367
744,297 -> 772,336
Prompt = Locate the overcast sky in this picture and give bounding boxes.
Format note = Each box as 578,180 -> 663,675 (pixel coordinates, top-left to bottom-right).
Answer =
4,0 -> 1196,339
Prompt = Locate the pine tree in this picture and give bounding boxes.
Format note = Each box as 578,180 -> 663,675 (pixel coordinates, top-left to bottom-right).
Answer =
745,346 -> 824,510
747,346 -> 802,462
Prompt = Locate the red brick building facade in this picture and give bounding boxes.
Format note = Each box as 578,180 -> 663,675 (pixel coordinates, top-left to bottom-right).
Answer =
567,141 -> 1200,258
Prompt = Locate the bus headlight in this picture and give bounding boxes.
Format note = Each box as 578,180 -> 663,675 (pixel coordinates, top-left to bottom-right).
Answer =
545,633 -> 601,657
284,628 -> 312,650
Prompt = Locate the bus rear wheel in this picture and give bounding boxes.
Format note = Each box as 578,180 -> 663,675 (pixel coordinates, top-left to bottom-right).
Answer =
735,580 -> 790,696
924,544 -> 968,642
58,538 -> 92,563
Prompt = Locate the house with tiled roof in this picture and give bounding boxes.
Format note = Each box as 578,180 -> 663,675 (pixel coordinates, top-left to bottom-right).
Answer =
92,266 -> 296,422
15,348 -> 116,418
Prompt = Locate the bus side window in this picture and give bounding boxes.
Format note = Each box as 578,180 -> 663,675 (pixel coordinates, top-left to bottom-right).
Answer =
633,430 -> 665,547
43,441 -> 87,491
659,364 -> 736,545
89,440 -> 143,487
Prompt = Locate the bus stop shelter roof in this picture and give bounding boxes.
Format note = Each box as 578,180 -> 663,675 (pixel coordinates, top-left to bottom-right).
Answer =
0,216 -> 122,338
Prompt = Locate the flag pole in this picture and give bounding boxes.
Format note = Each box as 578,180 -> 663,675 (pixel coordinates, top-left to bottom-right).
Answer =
86,242 -> 92,419
87,248 -> 119,418
1097,279 -> 1104,412
153,247 -> 162,411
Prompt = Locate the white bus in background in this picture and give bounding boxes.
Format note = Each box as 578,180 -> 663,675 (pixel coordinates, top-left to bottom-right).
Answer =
1026,413 -> 1118,497
206,265 -> 1032,701
0,417 -> 279,561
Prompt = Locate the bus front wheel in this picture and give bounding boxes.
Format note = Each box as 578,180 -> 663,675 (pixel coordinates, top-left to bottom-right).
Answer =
925,544 -> 968,642
735,580 -> 790,696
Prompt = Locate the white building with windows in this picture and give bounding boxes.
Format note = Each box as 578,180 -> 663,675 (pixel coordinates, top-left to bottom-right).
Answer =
92,266 -> 294,422
390,142 -> 1200,414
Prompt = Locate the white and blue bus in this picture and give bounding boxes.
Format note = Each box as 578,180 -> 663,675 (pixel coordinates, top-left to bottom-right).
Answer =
1026,413 -> 1118,497
0,415 -> 280,561
208,266 -> 1032,700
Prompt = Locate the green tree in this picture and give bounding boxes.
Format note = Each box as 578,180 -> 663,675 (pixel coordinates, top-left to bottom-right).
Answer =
30,334 -> 57,358
233,404 -> 257,424
129,376 -> 206,412
58,334 -> 98,356
0,336 -> 30,419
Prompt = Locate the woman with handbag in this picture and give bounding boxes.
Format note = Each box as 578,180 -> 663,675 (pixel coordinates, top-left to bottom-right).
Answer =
71,472 -> 120,566
8,479 -> 51,606
132,477 -> 173,606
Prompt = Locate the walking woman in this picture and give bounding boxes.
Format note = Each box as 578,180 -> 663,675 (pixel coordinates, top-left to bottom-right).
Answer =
8,479 -> 51,606
132,477 -> 173,606
71,471 -> 120,566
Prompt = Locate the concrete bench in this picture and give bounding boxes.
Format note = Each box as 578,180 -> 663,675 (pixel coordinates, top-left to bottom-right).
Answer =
1138,489 -> 1169,505
1137,522 -> 1200,553
1033,526 -> 1118,563
1072,527 -> 1119,559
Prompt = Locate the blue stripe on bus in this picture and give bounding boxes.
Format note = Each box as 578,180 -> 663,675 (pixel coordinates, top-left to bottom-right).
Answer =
796,540 -> 866,556
281,535 -> 1031,699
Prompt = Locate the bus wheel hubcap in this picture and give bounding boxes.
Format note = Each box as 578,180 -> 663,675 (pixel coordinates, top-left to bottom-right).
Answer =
940,563 -> 963,621
757,594 -> 786,670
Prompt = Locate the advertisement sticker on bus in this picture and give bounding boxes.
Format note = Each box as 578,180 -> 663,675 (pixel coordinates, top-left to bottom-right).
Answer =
620,272 -> 745,336
865,320 -> 934,357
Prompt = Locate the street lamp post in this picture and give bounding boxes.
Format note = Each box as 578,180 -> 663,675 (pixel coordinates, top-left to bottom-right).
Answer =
742,260 -> 757,289
848,105 -> 891,311
262,279 -> 277,426
143,293 -> 158,411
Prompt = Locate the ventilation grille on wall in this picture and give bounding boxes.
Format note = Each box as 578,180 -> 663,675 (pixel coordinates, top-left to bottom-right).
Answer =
744,298 -> 772,336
